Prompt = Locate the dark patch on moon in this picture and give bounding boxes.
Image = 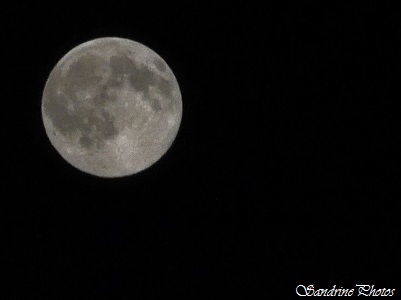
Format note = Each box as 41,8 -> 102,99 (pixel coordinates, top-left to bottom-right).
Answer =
110,55 -> 135,75
148,97 -> 162,112
43,92 -> 79,134
43,51 -> 122,150
43,85 -> 119,150
79,135 -> 93,148
153,57 -> 166,72
125,61 -> 174,112
63,54 -> 103,98
93,85 -> 108,106
93,84 -> 117,105
105,53 -> 174,114
99,110 -> 119,139
158,77 -> 174,98
107,76 -> 123,87
76,109 -> 119,150
129,65 -> 158,94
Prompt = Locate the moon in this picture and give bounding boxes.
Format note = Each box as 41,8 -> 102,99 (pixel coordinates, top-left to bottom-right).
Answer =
41,37 -> 182,177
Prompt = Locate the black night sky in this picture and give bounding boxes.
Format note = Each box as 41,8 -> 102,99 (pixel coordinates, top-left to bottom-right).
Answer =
2,2 -> 400,299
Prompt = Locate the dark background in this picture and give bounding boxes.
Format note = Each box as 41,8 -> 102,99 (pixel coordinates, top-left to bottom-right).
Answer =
2,2 -> 400,299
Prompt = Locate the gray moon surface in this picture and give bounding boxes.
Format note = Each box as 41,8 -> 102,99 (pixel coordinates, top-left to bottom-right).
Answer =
41,37 -> 182,177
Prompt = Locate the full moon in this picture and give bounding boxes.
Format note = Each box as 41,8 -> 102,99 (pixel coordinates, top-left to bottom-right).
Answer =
41,37 -> 182,177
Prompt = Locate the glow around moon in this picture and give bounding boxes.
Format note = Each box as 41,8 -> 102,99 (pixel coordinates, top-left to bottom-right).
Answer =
41,37 -> 182,177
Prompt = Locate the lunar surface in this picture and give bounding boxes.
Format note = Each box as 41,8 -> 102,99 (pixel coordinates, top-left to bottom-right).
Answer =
41,37 -> 182,177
